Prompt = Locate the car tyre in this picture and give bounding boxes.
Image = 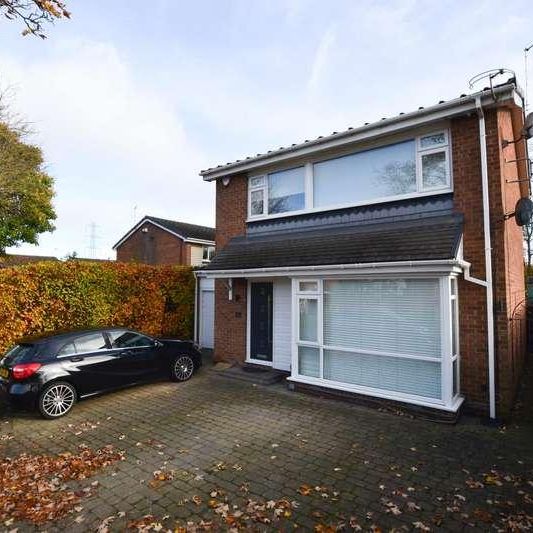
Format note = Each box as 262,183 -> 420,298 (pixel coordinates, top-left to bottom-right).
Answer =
38,381 -> 77,419
171,354 -> 195,382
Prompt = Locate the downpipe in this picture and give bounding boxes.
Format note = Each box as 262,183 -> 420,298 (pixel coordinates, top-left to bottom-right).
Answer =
473,96 -> 497,420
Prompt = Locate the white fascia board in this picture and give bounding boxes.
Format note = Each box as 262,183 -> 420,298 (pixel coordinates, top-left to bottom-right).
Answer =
200,86 -> 517,181
112,218 -> 180,249
184,238 -> 216,246
198,259 -> 464,279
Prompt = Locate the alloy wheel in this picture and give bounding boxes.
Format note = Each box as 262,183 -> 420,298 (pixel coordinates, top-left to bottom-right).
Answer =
41,383 -> 75,418
173,355 -> 194,381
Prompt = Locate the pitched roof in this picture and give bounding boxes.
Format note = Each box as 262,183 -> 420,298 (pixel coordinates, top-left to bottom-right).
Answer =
200,79 -> 520,180
0,254 -> 58,267
203,213 -> 463,271
113,216 -> 215,249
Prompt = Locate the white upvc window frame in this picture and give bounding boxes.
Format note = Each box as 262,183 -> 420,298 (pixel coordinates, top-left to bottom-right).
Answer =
248,129 -> 453,221
248,176 -> 267,217
449,276 -> 460,399
290,274 -> 461,411
416,130 -> 451,193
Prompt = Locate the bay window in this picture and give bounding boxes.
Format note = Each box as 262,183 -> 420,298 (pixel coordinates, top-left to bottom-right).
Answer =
293,276 -> 460,408
248,130 -> 451,219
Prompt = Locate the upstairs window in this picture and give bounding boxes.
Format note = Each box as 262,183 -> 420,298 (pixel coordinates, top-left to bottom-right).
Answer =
418,132 -> 450,190
314,140 -> 416,207
248,130 -> 451,219
248,167 -> 305,217
202,245 -> 215,262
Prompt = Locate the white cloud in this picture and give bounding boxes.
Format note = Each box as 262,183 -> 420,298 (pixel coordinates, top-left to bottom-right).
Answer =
307,26 -> 337,97
2,38 -> 212,259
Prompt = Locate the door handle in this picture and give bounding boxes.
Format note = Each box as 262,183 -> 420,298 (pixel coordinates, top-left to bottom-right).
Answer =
71,356 -> 84,362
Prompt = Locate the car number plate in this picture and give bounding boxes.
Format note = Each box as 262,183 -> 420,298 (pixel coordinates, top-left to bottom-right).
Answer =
0,367 -> 9,379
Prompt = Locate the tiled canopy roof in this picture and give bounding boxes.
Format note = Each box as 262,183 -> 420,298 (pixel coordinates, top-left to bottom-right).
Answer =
204,213 -> 463,271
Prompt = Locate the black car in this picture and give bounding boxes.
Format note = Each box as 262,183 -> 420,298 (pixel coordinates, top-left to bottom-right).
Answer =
0,328 -> 202,419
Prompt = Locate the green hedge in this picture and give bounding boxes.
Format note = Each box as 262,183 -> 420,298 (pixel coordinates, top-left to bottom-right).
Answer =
0,261 -> 195,353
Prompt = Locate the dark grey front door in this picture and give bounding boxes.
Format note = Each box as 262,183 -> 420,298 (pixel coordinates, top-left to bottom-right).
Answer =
250,282 -> 273,362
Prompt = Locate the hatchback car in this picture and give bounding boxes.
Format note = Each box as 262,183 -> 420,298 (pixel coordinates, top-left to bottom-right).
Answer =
0,328 -> 202,419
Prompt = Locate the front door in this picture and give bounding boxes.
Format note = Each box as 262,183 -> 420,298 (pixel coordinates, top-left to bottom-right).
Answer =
250,282 -> 273,362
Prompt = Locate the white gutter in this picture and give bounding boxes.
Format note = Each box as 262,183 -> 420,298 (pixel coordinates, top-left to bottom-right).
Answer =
474,96 -> 497,420
196,259 -> 464,278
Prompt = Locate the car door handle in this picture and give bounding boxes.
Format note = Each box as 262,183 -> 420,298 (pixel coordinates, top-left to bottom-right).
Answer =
71,356 -> 84,362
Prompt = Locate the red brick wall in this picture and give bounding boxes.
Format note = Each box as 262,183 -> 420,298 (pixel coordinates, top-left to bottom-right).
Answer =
452,108 -> 527,417
213,175 -> 248,363
116,223 -> 187,265
451,114 -> 489,412
494,109 -> 527,415
214,278 -> 248,363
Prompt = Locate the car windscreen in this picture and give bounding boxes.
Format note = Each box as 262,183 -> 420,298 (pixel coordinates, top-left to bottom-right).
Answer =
1,344 -> 36,365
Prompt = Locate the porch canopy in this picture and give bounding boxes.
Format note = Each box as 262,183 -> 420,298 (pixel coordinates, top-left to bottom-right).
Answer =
204,213 -> 463,273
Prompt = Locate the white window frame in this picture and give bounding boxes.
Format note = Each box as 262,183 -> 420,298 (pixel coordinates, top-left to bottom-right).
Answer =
449,276 -> 460,398
248,130 -> 453,221
417,130 -> 451,192
202,245 -> 215,263
248,176 -> 266,217
290,274 -> 461,411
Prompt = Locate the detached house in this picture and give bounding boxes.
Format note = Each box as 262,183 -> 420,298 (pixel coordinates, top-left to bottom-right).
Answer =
114,216 -> 215,267
198,79 -> 530,420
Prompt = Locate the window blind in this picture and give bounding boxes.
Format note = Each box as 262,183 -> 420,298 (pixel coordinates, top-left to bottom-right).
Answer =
323,349 -> 441,399
323,279 -> 441,358
298,346 -> 320,377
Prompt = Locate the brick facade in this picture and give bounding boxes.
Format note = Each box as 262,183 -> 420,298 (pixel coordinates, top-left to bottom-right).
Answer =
450,109 -> 527,416
213,175 -> 248,363
116,222 -> 189,265
212,106 -> 527,417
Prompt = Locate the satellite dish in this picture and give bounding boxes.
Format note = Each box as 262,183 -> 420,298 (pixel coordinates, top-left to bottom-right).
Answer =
522,113 -> 533,140
514,197 -> 533,226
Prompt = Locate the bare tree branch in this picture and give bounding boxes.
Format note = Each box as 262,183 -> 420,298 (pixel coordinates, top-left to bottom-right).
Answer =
0,0 -> 70,38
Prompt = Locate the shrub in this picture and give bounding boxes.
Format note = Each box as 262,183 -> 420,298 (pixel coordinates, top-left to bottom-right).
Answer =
0,261 -> 195,353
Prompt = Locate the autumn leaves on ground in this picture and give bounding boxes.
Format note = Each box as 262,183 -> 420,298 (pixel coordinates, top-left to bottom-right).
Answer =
0,445 -> 124,525
1,443 -> 532,532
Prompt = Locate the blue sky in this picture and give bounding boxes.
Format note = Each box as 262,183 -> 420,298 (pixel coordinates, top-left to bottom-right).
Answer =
1,0 -> 532,258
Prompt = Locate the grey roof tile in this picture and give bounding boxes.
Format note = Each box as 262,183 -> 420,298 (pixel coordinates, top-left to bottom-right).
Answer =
204,213 -> 462,271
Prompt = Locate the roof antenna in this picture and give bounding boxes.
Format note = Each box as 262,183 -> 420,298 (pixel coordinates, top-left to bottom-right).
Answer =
468,68 -> 515,101
525,42 -> 533,113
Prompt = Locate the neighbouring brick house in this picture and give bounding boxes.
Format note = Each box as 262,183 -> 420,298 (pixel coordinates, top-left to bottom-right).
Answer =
113,216 -> 215,267
197,78 -> 530,420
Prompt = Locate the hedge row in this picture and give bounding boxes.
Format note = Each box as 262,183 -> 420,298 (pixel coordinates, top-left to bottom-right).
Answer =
0,261 -> 196,353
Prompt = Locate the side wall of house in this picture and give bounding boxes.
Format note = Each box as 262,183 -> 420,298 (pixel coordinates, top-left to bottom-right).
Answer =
213,175 -> 248,363
495,108 -> 527,415
116,223 -> 187,265
452,107 -> 526,417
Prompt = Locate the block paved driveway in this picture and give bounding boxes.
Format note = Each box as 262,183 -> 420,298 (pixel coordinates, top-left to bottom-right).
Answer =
1,357 -> 533,532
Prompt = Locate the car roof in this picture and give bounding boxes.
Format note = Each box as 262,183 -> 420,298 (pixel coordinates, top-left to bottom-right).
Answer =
16,327 -> 132,345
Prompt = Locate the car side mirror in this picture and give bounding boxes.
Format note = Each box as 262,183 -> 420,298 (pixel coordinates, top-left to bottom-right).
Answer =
154,340 -> 164,348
